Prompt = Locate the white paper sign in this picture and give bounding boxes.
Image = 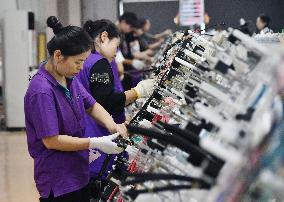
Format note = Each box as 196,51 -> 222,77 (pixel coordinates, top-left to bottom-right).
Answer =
179,0 -> 204,26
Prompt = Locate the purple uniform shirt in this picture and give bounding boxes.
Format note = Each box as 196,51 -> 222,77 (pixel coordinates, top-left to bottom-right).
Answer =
77,51 -> 126,179
24,63 -> 96,197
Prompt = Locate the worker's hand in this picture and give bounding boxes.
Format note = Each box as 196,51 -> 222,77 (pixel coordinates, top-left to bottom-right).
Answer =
89,133 -> 124,154
115,123 -> 129,139
145,49 -> 154,56
132,59 -> 147,70
157,38 -> 164,46
145,58 -> 154,65
163,29 -> 172,36
133,79 -> 155,98
106,122 -> 128,138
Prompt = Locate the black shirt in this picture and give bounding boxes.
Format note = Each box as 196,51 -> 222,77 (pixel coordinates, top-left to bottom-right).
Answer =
89,58 -> 126,112
139,33 -> 157,51
120,32 -> 137,59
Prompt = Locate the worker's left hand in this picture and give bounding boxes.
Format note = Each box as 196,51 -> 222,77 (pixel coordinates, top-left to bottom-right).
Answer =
164,29 -> 172,36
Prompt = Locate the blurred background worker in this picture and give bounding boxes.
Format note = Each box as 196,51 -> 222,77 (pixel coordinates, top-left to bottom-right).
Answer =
116,12 -> 145,70
256,14 -> 273,34
141,18 -> 172,48
116,12 -> 146,90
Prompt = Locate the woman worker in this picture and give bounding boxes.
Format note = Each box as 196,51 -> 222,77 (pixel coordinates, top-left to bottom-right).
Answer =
76,19 -> 155,198
256,14 -> 273,34
24,16 -> 128,202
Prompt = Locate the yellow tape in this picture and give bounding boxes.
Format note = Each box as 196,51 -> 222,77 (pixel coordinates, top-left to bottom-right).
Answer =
38,33 -> 46,63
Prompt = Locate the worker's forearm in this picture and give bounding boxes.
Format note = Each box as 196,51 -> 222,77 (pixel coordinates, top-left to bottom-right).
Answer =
87,103 -> 117,133
154,30 -> 170,39
123,59 -> 133,66
125,89 -> 138,106
133,52 -> 146,60
42,135 -> 90,151
154,33 -> 164,39
117,62 -> 124,76
148,41 -> 161,49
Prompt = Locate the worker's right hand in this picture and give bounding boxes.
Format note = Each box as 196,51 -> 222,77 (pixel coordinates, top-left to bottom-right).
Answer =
132,59 -> 147,70
89,133 -> 124,154
163,29 -> 172,36
144,49 -> 154,57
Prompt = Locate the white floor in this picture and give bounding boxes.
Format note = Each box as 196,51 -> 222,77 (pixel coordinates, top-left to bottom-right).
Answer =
0,131 -> 39,202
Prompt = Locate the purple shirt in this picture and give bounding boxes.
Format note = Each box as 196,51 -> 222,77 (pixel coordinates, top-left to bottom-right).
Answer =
24,63 -> 96,197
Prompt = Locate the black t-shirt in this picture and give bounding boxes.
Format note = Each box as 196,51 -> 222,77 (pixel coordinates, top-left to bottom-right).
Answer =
89,58 -> 126,112
139,33 -> 157,51
120,32 -> 137,59
139,35 -> 149,52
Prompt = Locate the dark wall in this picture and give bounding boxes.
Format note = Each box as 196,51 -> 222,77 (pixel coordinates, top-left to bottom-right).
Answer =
123,1 -> 180,34
123,0 -> 284,34
205,0 -> 284,33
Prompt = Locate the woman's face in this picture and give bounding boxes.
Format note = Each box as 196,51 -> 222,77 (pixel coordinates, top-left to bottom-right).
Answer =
143,20 -> 151,32
256,17 -> 266,30
120,20 -> 132,33
133,28 -> 144,37
53,50 -> 91,77
99,34 -> 120,62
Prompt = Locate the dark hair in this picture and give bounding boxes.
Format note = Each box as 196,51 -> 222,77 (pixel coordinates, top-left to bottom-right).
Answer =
133,18 -> 147,29
259,14 -> 271,27
46,16 -> 93,56
83,19 -> 120,40
119,12 -> 138,27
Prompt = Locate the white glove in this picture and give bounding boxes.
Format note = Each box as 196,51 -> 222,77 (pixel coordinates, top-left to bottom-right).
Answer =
89,133 -> 124,154
133,79 -> 155,98
132,59 -> 147,70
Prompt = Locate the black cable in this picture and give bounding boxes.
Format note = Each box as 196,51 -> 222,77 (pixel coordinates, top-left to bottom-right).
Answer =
125,184 -> 193,200
129,93 -> 155,125
121,173 -> 210,187
157,121 -> 200,145
201,33 -> 215,36
123,68 -> 155,77
127,125 -> 217,165
126,173 -> 196,181
155,122 -> 224,168
97,155 -> 113,179
136,184 -> 193,193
